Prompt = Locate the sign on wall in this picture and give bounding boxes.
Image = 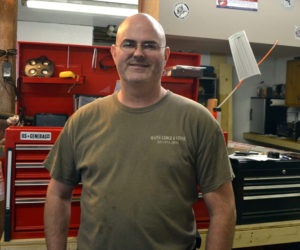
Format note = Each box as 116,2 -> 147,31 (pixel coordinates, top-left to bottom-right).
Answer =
216,0 -> 258,11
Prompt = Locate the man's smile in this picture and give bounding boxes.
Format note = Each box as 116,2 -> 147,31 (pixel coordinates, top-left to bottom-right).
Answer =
128,63 -> 150,70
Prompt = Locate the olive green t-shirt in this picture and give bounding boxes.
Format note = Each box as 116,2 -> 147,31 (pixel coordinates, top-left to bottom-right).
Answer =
44,91 -> 233,250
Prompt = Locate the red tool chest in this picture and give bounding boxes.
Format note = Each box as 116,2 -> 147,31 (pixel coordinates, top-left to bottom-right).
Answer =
3,41 -> 208,241
4,126 -> 81,240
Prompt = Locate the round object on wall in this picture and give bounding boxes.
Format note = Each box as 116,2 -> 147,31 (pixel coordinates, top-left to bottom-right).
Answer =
24,56 -> 54,77
174,3 -> 190,19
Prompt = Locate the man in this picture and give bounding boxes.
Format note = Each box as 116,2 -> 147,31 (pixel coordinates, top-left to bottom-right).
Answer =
44,13 -> 236,250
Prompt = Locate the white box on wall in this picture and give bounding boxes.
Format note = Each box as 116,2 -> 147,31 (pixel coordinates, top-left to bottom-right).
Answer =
17,21 -> 93,45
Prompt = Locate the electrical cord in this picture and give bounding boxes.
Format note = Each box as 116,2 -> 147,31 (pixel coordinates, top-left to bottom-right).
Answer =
6,48 -> 17,56
4,79 -> 18,97
216,40 -> 279,109
0,48 -> 17,58
0,49 -> 6,58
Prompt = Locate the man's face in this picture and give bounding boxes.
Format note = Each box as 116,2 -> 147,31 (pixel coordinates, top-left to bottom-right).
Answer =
111,18 -> 170,86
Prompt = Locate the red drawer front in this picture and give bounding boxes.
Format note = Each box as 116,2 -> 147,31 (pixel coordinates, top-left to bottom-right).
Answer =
14,143 -> 53,161
12,181 -> 82,239
16,162 -> 50,179
193,197 -> 210,229
15,181 -> 82,197
15,150 -> 50,162
15,182 -> 48,197
13,198 -> 80,239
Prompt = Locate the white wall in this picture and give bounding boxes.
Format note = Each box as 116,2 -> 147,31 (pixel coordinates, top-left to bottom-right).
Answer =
230,55 -> 293,143
17,21 -> 93,45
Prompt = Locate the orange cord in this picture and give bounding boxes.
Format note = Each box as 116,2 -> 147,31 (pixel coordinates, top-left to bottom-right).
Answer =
257,40 -> 278,66
217,40 -> 279,109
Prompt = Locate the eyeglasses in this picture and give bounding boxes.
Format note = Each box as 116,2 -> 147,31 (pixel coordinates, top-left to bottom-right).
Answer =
116,40 -> 165,53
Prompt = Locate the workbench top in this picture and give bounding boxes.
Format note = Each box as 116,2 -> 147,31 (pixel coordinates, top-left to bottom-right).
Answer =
243,132 -> 300,152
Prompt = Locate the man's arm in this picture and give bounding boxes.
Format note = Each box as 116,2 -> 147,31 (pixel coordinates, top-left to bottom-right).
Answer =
44,178 -> 74,250
203,181 -> 236,250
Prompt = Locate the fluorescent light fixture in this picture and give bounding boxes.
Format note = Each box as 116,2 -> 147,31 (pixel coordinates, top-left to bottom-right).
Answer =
93,0 -> 138,4
25,0 -> 138,17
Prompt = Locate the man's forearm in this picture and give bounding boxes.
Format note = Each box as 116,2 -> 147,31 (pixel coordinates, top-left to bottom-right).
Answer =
44,192 -> 72,250
205,211 -> 236,250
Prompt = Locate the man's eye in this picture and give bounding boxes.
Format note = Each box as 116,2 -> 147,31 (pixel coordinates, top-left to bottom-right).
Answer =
121,42 -> 136,48
143,43 -> 158,50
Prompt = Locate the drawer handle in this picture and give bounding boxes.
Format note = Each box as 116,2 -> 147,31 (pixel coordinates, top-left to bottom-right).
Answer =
15,198 -> 46,204
244,183 -> 300,190
15,144 -> 53,151
15,180 -> 50,186
16,162 -> 45,168
15,197 -> 81,204
244,192 -> 300,200
244,175 -> 300,181
282,169 -> 287,175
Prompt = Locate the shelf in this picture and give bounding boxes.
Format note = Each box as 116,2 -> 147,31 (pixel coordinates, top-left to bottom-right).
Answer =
21,76 -> 84,85
199,220 -> 300,249
0,235 -> 77,249
243,132 -> 300,152
200,76 -> 216,80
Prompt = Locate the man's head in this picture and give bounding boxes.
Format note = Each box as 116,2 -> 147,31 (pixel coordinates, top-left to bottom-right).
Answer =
111,13 -> 170,88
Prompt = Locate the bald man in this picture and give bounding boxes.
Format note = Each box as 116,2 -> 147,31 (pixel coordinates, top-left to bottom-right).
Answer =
44,13 -> 236,250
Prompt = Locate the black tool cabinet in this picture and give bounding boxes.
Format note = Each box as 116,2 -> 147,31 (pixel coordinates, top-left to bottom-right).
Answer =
231,158 -> 300,225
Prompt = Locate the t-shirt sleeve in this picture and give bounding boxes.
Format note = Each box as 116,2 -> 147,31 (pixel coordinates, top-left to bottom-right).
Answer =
195,127 -> 234,194
43,119 -> 81,187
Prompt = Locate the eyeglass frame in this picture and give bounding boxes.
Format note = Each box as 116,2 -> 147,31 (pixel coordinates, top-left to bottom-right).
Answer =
114,39 -> 166,53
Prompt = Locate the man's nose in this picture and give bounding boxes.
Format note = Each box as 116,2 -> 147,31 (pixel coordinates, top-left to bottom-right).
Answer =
133,44 -> 145,56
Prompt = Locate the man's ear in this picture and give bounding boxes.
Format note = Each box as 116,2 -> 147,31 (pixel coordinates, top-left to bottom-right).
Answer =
111,44 -> 116,62
164,46 -> 171,65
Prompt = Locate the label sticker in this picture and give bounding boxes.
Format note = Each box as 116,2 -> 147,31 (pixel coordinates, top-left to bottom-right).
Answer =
217,0 -> 258,11
20,132 -> 52,141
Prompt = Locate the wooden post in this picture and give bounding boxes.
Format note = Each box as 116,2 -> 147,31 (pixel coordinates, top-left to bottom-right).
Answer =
210,54 -> 233,140
0,1 -> 17,238
0,0 -> 17,139
138,0 -> 159,20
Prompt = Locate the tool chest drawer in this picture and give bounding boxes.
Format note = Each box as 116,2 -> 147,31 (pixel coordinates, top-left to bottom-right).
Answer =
231,158 -> 300,225
13,197 -> 80,238
15,162 -> 50,179
15,145 -> 52,162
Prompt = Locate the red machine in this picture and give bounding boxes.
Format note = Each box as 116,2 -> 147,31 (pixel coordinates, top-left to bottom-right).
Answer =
3,41 -> 208,240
